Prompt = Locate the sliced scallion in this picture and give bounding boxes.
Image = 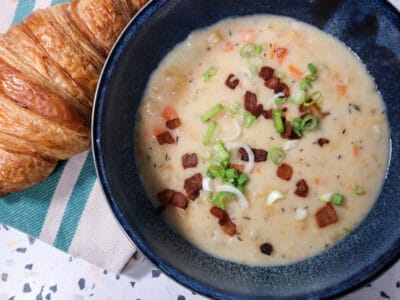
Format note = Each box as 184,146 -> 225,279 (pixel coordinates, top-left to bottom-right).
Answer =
290,90 -> 307,105
210,191 -> 236,209
319,193 -> 332,202
331,193 -> 344,206
300,114 -> 318,131
203,67 -> 217,82
225,168 -> 238,179
206,165 -> 225,179
342,228 -> 350,237
292,117 -> 303,137
274,97 -> 287,105
354,185 -> 366,196
255,44 -> 263,56
200,104 -> 224,123
249,65 -> 259,76
269,147 -> 286,165
307,63 -> 318,75
237,173 -> 249,186
305,74 -> 318,82
300,80 -> 311,91
213,140 -> 230,163
227,102 -> 241,115
276,71 -> 284,79
272,108 -> 284,133
242,111 -> 257,128
240,43 -> 257,58
203,122 -> 217,145
310,91 -> 322,102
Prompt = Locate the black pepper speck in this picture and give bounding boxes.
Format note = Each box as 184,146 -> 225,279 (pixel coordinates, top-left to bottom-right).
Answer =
16,247 -> 27,253
23,283 -> 32,293
49,285 -> 57,293
116,275 -> 120,280
25,264 -> 33,270
178,296 -> 186,300
78,278 -> 85,290
103,270 -> 108,275
260,243 -> 273,255
152,269 -> 161,278
381,291 -> 390,299
28,236 -> 36,245
45,294 -> 51,300
396,281 -> 400,288
36,286 -> 44,300
3,224 -> 9,230
1,273 -> 8,281
130,281 -> 135,288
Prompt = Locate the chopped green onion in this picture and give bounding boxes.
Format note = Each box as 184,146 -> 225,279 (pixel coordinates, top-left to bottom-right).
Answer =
225,168 -> 238,179
331,193 -> 344,206
213,140 -> 230,163
210,191 -> 236,209
274,97 -> 287,105
292,117 -> 303,137
269,147 -> 286,165
319,193 -> 332,202
307,63 -> 318,75
267,190 -> 285,206
272,108 -> 284,133
295,208 -> 308,221
200,104 -> 224,123
300,80 -> 311,91
203,67 -> 217,82
276,71 -> 284,79
227,102 -> 241,115
342,228 -> 350,237
290,90 -> 307,105
300,114 -> 318,131
303,98 -> 315,107
354,185 -> 366,196
240,43 -> 257,58
310,91 -> 322,102
203,122 -> 217,145
237,173 -> 249,186
249,65 -> 259,76
206,165 -> 225,179
242,111 -> 257,128
305,74 -> 318,82
255,44 -> 263,56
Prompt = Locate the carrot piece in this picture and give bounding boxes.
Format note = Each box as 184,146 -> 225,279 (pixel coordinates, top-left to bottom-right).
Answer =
242,29 -> 255,43
152,125 -> 164,137
314,177 -> 321,185
224,41 -> 234,52
276,48 -> 288,64
269,43 -> 277,59
161,105 -> 178,121
288,64 -> 303,77
353,143 -> 360,158
336,84 -> 347,96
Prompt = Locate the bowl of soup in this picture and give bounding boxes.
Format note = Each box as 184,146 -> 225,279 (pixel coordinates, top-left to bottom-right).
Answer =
93,0 -> 400,298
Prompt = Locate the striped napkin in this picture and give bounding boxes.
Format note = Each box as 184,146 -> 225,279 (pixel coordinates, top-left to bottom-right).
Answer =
0,0 -> 136,274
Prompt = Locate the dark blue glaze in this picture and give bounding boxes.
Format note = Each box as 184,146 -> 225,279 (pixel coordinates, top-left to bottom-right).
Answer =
93,0 -> 400,299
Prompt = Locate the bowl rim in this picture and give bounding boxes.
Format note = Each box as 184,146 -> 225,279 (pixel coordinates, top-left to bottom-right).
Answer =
92,0 -> 400,299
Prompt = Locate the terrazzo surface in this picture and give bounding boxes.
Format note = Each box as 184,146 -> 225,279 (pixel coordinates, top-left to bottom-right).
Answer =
0,224 -> 399,299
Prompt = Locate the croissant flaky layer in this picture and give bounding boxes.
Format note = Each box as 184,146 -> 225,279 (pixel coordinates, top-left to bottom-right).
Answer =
0,0 -> 148,195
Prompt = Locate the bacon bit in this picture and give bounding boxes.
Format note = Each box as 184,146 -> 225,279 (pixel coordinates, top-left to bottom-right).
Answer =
166,118 -> 181,129
336,84 -> 347,96
242,28 -> 255,42
156,131 -> 175,145
299,103 -> 329,119
288,64 -> 303,77
225,74 -> 240,89
317,138 -> 330,147
157,189 -> 188,209
275,47 -> 288,64
239,147 -> 267,162
315,203 -> 338,228
184,173 -> 203,200
259,66 -> 274,81
295,179 -> 309,197
274,82 -> 290,97
277,163 -> 293,181
260,242 -> 274,255
264,76 -> 280,90
161,105 -> 178,121
280,120 -> 299,140
262,109 -> 273,119
353,143 -> 360,158
229,163 -> 245,173
244,91 -> 264,118
182,153 -> 198,169
314,177 -> 321,185
210,206 -> 237,236
224,41 -> 234,52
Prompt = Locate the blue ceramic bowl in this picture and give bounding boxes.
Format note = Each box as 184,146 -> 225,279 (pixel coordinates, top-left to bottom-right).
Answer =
93,0 -> 400,298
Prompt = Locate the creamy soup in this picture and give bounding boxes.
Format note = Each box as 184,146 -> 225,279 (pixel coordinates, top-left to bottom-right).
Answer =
136,15 -> 389,265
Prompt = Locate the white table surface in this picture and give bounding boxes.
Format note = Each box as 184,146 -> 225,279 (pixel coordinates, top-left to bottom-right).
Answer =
1,0 -> 400,299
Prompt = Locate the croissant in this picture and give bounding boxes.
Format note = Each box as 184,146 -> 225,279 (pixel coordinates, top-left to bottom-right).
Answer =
0,0 -> 148,195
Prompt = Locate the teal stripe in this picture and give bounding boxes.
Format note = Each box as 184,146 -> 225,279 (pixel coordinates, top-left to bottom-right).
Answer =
53,152 -> 96,251
0,161 -> 66,237
51,0 -> 70,5
12,0 -> 36,25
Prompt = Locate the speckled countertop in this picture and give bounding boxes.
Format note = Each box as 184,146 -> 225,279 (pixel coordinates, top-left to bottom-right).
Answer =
0,223 -> 399,299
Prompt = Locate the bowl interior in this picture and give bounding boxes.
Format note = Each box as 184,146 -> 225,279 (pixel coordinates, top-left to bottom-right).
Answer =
93,0 -> 400,298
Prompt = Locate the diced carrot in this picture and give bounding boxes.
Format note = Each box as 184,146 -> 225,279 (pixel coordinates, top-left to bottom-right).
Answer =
152,125 -> 164,137
288,64 -> 303,77
242,29 -> 255,43
161,105 -> 178,121
269,43 -> 277,59
314,177 -> 321,185
336,84 -> 347,96
276,48 -> 288,64
224,41 -> 234,52
255,167 -> 261,174
353,143 -> 360,158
